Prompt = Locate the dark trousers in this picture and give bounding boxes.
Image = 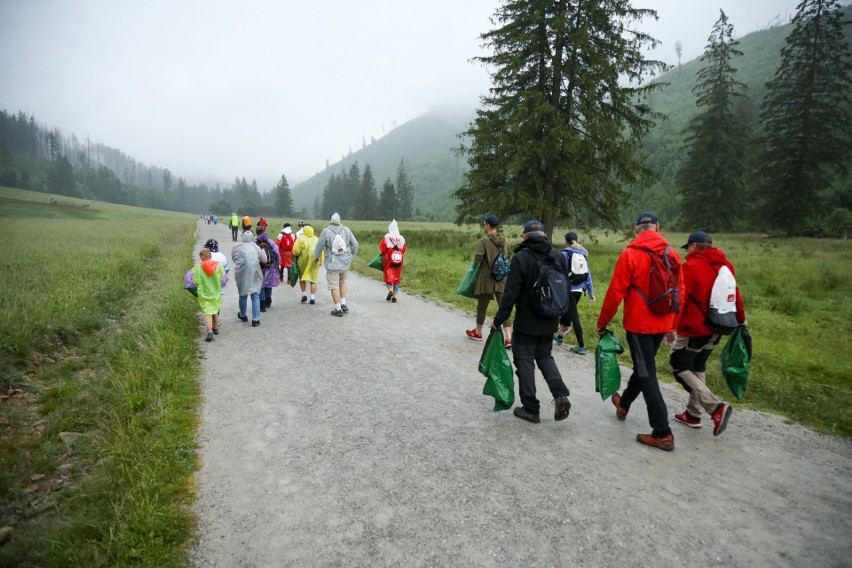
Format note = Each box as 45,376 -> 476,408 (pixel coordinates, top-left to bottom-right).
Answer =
566,291 -> 585,347
231,226 -> 238,241
512,331 -> 570,414
620,331 -> 672,438
260,287 -> 272,307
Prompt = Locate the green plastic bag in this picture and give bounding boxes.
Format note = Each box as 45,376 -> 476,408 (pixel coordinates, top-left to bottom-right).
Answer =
456,261 -> 480,298
595,330 -> 624,401
368,253 -> 383,270
721,325 -> 751,401
479,329 -> 515,411
288,259 -> 300,287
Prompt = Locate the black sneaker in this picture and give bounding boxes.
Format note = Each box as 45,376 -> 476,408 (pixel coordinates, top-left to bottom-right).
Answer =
553,396 -> 571,421
301,296 -> 308,303
341,304 -> 349,312
260,306 -> 267,312
386,291 -> 393,302
237,313 -> 248,322
330,309 -> 344,317
205,332 -> 214,342
391,296 -> 397,303
251,320 -> 261,327
310,299 -> 315,305
513,406 -> 541,424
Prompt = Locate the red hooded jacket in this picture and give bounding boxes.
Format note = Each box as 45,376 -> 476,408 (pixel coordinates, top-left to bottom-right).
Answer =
597,230 -> 684,334
674,247 -> 746,337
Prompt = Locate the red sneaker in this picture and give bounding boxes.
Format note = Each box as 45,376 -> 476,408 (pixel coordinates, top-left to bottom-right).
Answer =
674,412 -> 702,428
711,403 -> 733,437
636,433 -> 675,451
504,339 -> 512,349
465,329 -> 483,341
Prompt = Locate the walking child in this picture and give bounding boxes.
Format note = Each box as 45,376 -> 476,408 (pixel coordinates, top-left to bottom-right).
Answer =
188,248 -> 226,342
379,219 -> 406,303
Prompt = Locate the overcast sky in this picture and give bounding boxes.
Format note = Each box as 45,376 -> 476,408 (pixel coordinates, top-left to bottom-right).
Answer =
0,0 -> 807,188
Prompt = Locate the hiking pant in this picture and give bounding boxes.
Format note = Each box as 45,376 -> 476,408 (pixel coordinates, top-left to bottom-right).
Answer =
476,293 -> 512,327
565,291 -> 585,347
231,226 -> 238,241
670,334 -> 722,417
620,332 -> 672,438
512,331 -> 570,414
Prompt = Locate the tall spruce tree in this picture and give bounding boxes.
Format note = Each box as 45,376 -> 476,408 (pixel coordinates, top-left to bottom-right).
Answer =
758,0 -> 852,236
355,164 -> 378,220
454,0 -> 667,234
395,159 -> 414,220
378,178 -> 398,219
273,174 -> 294,216
676,10 -> 750,231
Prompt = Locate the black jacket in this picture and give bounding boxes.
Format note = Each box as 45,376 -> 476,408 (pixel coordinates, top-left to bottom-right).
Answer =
493,235 -> 571,336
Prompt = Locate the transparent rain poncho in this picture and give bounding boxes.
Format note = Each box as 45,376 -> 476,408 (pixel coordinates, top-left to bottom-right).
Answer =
231,241 -> 264,296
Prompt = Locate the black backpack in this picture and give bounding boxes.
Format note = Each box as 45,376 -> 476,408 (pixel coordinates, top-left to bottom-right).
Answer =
526,250 -> 571,317
256,239 -> 277,269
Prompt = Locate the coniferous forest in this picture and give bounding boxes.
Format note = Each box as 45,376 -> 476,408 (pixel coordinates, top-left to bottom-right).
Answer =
1,1 -> 850,236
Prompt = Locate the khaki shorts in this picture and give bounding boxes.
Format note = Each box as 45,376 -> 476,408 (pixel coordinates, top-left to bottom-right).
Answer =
326,270 -> 348,290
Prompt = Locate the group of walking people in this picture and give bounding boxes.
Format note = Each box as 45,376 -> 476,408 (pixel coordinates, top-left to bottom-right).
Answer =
469,211 -> 746,451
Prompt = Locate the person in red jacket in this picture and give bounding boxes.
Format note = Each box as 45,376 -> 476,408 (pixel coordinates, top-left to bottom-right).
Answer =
597,212 -> 683,451
276,223 -> 296,283
379,219 -> 406,303
670,231 -> 746,436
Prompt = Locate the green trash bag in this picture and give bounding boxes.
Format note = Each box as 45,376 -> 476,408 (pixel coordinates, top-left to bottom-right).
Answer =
595,330 -> 624,401
721,325 -> 751,401
456,261 -> 480,298
288,259 -> 300,288
479,329 -> 515,411
368,253 -> 383,270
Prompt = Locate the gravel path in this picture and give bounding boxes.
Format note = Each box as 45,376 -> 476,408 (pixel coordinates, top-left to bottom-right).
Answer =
189,221 -> 852,568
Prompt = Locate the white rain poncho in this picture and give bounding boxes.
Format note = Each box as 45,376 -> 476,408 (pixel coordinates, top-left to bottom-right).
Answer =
231,233 -> 264,296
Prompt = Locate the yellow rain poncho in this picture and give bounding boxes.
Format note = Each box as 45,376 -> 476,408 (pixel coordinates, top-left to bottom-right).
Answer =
293,225 -> 322,282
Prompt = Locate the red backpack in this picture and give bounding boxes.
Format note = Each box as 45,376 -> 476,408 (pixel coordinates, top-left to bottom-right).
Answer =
389,245 -> 404,267
633,246 -> 681,315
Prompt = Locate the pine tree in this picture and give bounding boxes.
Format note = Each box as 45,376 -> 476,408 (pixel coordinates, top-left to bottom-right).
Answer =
395,159 -> 414,220
273,174 -> 294,216
758,0 -> 852,236
355,164 -> 378,220
454,0 -> 667,235
378,178 -> 398,219
676,10 -> 751,231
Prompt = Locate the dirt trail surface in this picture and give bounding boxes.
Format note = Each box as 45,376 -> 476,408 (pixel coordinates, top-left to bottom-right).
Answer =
189,221 -> 852,568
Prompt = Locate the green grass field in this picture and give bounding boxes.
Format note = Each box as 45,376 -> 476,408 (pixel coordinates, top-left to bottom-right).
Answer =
1,187 -> 849,565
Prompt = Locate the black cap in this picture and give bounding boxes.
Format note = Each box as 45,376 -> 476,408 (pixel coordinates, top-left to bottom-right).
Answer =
636,211 -> 659,226
682,231 -> 713,249
564,231 -> 578,243
482,215 -> 499,227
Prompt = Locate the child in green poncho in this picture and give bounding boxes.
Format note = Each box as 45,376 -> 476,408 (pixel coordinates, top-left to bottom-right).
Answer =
191,248 -> 225,342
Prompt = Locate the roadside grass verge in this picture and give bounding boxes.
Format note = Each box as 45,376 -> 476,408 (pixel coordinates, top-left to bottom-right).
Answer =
0,187 -> 200,567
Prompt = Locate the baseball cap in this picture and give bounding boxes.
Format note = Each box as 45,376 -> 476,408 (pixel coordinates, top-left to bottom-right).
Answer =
482,215 -> 499,227
636,211 -> 659,226
564,231 -> 578,243
681,231 -> 713,249
523,220 -> 544,234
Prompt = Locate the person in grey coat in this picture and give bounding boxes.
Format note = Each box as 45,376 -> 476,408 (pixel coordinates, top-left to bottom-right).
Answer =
314,212 -> 359,316
231,230 -> 266,327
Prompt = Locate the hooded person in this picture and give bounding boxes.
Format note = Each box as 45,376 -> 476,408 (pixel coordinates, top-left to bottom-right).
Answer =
254,226 -> 280,311
231,230 -> 265,326
229,213 -> 240,241
276,223 -> 296,283
292,224 -> 322,304
379,219 -> 406,303
314,212 -> 359,316
185,248 -> 227,341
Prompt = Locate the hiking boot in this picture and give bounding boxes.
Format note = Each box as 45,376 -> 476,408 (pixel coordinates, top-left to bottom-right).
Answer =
612,393 -> 628,421
569,346 -> 587,355
331,309 -> 344,317
636,433 -> 675,451
465,329 -> 483,341
553,333 -> 564,346
212,328 -> 219,335
237,312 -> 248,322
513,406 -> 541,424
341,304 -> 349,312
251,320 -> 260,327
205,332 -> 214,342
386,291 -> 393,302
310,299 -> 315,305
301,296 -> 308,303
711,403 -> 733,437
674,411 -> 702,428
260,306 -> 267,312
553,396 -> 571,421
391,296 -> 397,303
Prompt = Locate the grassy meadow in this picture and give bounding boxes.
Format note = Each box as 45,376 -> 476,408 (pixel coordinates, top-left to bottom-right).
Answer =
0,188 -> 849,566
0,187 -> 200,566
